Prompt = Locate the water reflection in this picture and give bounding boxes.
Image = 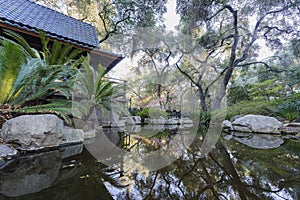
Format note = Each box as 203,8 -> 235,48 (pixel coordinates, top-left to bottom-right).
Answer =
0,126 -> 299,200
0,151 -> 61,197
0,144 -> 116,200
106,137 -> 299,199
231,132 -> 284,149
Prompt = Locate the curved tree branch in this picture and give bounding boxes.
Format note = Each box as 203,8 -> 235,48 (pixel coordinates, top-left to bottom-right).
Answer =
235,5 -> 290,65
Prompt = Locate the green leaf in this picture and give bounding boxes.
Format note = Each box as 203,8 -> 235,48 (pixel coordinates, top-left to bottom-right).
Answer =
3,29 -> 40,58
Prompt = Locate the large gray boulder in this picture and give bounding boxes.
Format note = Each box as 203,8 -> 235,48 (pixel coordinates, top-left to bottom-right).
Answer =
232,115 -> 282,133
126,116 -> 142,125
0,114 -> 64,150
126,125 -> 142,133
0,144 -> 18,158
83,129 -> 96,139
179,118 -> 193,124
110,120 -> 126,127
145,116 -> 167,125
60,144 -> 83,159
280,123 -> 300,134
222,120 -> 233,130
166,118 -> 179,125
61,126 -> 84,145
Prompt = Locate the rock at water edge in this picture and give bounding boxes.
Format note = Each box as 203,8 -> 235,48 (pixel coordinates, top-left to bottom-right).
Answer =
126,116 -> 142,125
232,115 -> 282,133
0,114 -> 64,150
61,126 -> 84,145
0,144 -> 18,158
233,134 -> 284,149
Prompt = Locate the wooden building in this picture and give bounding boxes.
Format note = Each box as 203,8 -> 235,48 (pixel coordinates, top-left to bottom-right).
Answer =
0,0 -> 123,71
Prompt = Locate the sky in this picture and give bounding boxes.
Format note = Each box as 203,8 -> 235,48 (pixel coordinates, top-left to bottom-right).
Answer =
164,0 -> 180,31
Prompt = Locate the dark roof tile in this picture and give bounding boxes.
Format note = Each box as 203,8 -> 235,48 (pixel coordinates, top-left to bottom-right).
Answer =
0,0 -> 100,48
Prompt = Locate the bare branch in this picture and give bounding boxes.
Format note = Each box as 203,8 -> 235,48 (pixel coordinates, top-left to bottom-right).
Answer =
145,172 -> 159,199
130,89 -> 143,99
236,61 -> 270,68
235,5 -> 290,64
206,6 -> 227,21
263,25 -> 293,35
236,61 -> 288,73
99,14 -> 129,43
175,56 -> 199,86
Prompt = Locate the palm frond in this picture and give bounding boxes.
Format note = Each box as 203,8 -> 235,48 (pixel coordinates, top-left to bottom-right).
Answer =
14,100 -> 75,125
71,100 -> 93,119
6,58 -> 41,102
67,48 -> 83,61
0,31 -> 86,126
58,44 -> 73,64
49,41 -> 62,65
3,29 -> 40,58
0,40 -> 27,103
9,60 -> 75,105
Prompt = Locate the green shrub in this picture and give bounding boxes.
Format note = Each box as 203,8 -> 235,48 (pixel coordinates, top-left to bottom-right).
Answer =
136,108 -> 150,118
0,31 -> 81,126
227,86 -> 252,105
290,92 -> 300,101
136,108 -> 168,119
247,78 -> 284,100
273,101 -> 300,121
226,100 -> 281,120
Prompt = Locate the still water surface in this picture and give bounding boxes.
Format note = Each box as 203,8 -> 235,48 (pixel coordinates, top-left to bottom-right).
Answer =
0,126 -> 299,200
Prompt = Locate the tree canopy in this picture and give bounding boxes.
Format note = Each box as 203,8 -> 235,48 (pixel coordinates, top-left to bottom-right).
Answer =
33,0 -> 300,112
34,0 -> 167,43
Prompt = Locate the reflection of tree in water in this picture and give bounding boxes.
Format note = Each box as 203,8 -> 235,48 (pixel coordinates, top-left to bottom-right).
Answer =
47,148 -> 126,200
3,131 -> 297,199
119,136 -> 299,199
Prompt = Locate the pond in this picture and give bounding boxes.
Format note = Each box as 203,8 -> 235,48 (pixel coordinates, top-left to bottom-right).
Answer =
0,126 -> 299,200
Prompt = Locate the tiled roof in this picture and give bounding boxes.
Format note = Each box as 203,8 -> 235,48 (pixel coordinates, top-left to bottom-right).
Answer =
0,0 -> 100,49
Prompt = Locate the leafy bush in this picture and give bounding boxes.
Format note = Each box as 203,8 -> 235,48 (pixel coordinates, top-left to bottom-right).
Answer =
0,30 -> 82,126
226,100 -> 281,120
129,108 -> 140,116
273,101 -> 300,121
247,78 -> 284,100
73,57 -> 124,120
136,108 -> 168,119
227,86 -> 252,105
290,92 -> 300,101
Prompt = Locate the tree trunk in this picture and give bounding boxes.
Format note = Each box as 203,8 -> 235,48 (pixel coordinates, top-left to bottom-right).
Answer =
211,81 -> 226,110
197,85 -> 208,112
157,84 -> 163,109
216,141 -> 260,200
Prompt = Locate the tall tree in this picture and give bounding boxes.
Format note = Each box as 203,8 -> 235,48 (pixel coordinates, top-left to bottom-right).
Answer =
175,0 -> 300,110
